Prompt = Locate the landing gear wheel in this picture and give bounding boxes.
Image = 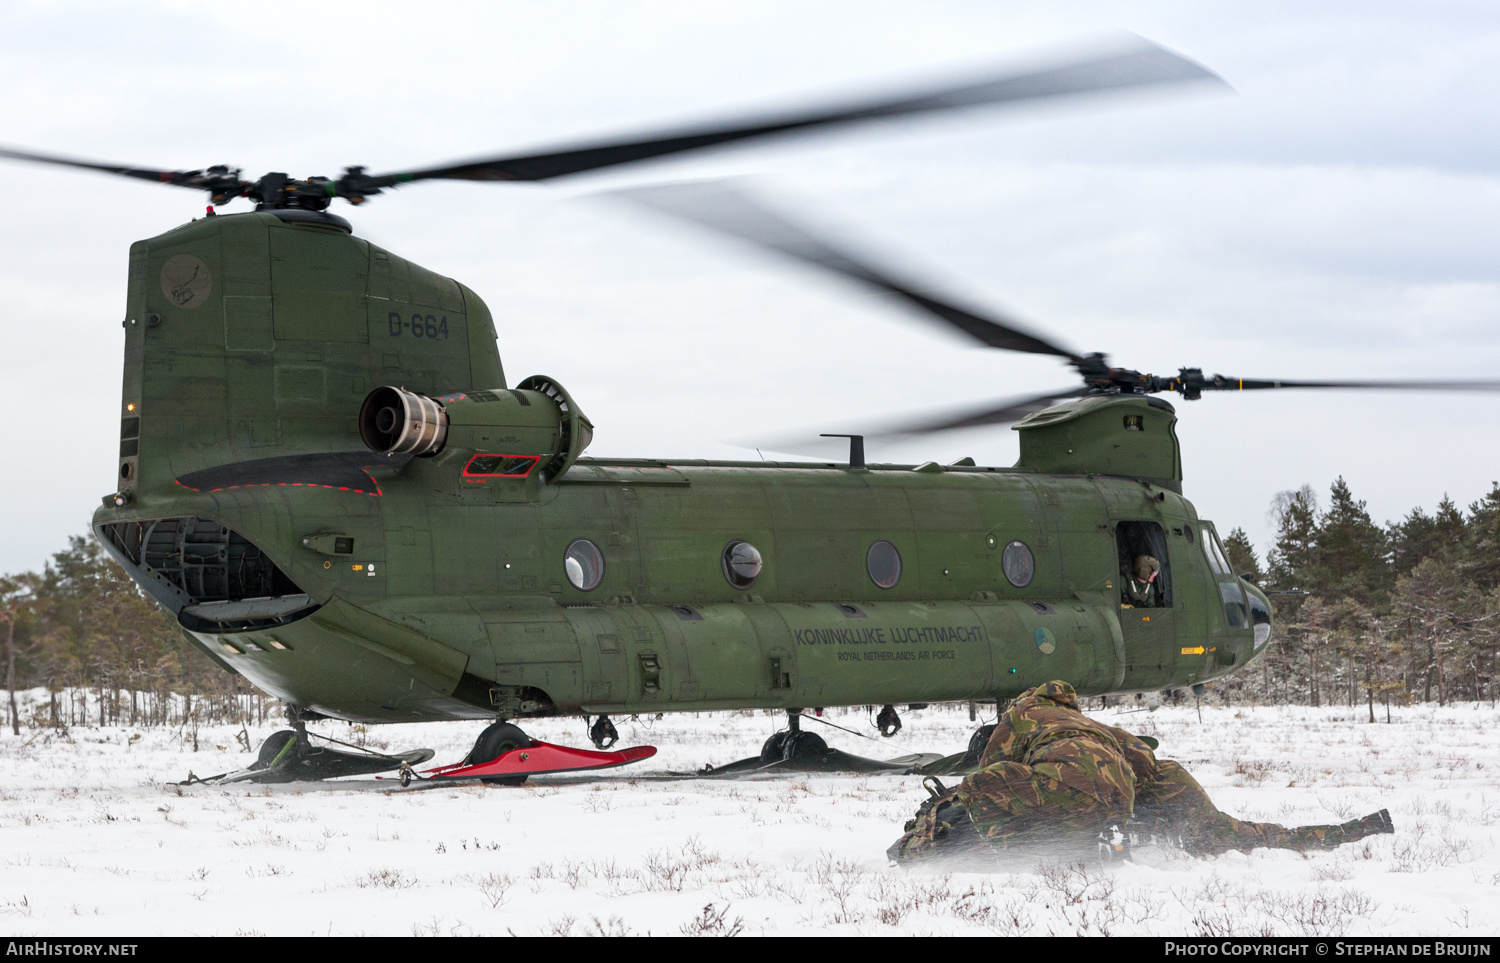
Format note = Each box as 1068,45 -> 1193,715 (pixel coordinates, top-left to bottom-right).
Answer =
589,715 -> 619,750
253,730 -> 298,770
961,724 -> 996,769
779,730 -> 827,761
759,731 -> 789,764
191,724 -> 432,786
469,722 -> 533,786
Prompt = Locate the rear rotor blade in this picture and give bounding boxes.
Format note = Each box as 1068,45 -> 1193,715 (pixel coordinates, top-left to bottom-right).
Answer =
616,180 -> 1080,359
381,39 -> 1223,184
0,144 -> 231,191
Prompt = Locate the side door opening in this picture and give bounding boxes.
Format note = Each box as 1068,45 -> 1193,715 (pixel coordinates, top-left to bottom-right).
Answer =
1116,520 -> 1172,609
1114,520 -> 1177,689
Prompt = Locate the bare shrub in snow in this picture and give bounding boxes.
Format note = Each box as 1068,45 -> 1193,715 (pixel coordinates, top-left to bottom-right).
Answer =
1232,758 -> 1275,785
586,915 -> 635,936
949,883 -> 1036,936
1259,887 -> 1378,936
559,859 -> 589,890
811,851 -> 866,924
356,867 -> 416,890
465,871 -> 513,909
1192,907 -> 1274,937
680,902 -> 744,936
641,848 -> 691,892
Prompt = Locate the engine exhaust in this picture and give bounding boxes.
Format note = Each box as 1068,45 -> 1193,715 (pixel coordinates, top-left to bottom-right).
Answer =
359,386 -> 447,455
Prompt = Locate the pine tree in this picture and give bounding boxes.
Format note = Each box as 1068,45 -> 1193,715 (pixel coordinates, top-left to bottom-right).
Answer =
1223,527 -> 1263,582
1389,507 -> 1436,578
1312,477 -> 1389,606
1392,558 -> 1487,705
1461,483 -> 1500,591
11,534 -> 252,728
1434,496 -> 1466,557
1267,485 -> 1319,592
1390,495 -> 1467,578
0,574 -> 40,735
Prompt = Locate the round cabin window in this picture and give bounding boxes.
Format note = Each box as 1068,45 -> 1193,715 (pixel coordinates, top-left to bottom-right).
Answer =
866,540 -> 902,589
721,540 -> 763,589
1002,540 -> 1035,588
563,538 -> 604,591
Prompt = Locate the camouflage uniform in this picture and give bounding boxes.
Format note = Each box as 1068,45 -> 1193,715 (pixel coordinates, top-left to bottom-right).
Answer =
890,680 -> 1392,864
1131,758 -> 1382,856
893,680 -> 1134,863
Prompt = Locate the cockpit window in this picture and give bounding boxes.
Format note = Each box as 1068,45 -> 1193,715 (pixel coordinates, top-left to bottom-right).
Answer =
1219,582 -> 1248,628
1249,592 -> 1272,648
1201,529 -> 1232,576
1116,521 -> 1171,608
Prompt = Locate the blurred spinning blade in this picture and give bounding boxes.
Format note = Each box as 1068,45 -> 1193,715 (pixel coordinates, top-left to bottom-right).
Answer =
389,37 -> 1225,184
615,180 -> 1080,359
0,37 -> 1225,211
616,180 -> 1500,457
613,180 -> 1090,453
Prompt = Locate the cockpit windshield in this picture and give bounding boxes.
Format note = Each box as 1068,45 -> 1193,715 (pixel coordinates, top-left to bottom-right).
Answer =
1202,523 -> 1259,634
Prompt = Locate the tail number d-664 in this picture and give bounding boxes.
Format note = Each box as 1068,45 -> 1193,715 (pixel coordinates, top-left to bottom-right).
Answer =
387,312 -> 450,340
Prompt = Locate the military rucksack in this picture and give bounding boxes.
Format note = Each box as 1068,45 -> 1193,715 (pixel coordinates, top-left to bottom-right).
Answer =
887,777 -> 987,864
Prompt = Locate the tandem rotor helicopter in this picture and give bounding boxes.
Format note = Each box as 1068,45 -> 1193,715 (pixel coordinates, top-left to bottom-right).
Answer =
4,39 -> 1497,785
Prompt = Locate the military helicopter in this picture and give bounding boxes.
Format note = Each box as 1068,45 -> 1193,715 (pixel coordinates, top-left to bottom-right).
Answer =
5,39 -> 1497,783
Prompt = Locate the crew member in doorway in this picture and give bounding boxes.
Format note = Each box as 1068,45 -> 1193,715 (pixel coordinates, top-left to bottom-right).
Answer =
888,680 -> 1393,864
1122,555 -> 1161,608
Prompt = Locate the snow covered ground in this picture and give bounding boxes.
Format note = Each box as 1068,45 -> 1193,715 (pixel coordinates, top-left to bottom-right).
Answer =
0,694 -> 1496,936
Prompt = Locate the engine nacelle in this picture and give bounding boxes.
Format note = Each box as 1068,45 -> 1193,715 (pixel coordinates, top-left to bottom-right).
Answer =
358,377 -> 593,481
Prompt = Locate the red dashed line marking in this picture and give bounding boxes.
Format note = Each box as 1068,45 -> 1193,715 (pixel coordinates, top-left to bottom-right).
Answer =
174,472 -> 383,497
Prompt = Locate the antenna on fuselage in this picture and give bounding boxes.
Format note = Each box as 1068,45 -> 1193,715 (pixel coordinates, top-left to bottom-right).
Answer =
820,433 -> 866,469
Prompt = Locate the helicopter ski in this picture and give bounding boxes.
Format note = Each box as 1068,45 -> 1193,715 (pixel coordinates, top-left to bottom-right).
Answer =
6,37 -> 1500,786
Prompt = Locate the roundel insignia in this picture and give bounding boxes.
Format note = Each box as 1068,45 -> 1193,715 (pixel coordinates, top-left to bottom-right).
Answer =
160,253 -> 212,309
1034,627 -> 1056,655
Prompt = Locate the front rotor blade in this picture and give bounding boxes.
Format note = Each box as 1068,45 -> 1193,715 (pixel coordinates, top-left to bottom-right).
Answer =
876,387 -> 1094,435
1201,376 -> 1500,392
382,39 -> 1223,184
755,387 -> 1089,458
616,180 -> 1080,359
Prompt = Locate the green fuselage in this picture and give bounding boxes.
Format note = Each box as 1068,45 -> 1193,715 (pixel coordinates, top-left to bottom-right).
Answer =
92,211 -> 1271,724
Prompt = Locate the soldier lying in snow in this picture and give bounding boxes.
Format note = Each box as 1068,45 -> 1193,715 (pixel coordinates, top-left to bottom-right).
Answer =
889,680 -> 1394,864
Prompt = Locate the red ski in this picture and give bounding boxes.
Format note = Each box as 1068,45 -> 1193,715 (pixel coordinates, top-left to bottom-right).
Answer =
396,740 -> 656,785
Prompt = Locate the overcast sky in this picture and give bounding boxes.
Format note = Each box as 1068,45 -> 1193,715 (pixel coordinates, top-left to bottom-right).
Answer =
2,1 -> 1498,575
